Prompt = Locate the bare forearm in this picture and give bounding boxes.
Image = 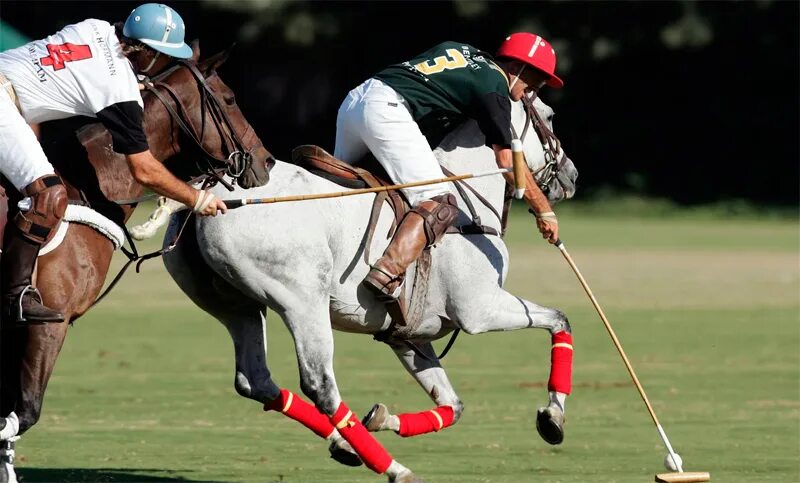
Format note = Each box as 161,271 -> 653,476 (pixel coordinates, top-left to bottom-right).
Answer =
493,145 -> 553,214
126,151 -> 197,207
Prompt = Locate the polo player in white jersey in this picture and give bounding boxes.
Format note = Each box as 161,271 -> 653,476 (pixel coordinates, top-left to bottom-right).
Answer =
0,3 -> 227,324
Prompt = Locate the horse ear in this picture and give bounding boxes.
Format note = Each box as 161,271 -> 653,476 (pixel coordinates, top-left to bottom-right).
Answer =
190,39 -> 200,62
199,44 -> 235,75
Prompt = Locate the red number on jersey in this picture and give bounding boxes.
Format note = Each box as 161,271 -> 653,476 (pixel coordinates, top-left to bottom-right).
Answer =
40,43 -> 93,71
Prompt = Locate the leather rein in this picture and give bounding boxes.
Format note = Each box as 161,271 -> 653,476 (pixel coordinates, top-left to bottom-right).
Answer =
93,60 -> 263,309
140,59 -> 259,192
519,94 -> 569,196
445,93 -> 569,237
386,96 -> 569,361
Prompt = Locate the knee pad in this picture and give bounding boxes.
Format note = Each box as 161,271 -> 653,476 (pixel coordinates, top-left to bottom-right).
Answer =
14,175 -> 67,244
411,193 -> 459,246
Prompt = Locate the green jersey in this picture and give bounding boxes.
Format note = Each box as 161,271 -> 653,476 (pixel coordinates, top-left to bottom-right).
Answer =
375,41 -> 513,148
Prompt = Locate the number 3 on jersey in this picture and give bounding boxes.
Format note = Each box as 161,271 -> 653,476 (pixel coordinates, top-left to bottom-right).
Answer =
40,43 -> 92,71
414,48 -> 467,75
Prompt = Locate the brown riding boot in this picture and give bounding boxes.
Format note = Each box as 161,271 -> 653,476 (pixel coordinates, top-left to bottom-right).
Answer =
1,229 -> 64,323
364,194 -> 459,300
364,211 -> 429,299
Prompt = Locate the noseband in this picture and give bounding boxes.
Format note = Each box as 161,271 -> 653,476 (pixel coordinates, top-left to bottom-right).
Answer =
142,60 -> 261,191
514,94 -> 569,196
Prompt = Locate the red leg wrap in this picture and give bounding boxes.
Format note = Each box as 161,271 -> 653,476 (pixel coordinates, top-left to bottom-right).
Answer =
397,405 -> 455,437
330,402 -> 392,474
548,331 -> 573,394
264,389 -> 335,439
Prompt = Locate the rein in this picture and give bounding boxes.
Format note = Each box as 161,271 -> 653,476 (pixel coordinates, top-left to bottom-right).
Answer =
91,60 -> 262,309
521,94 -> 569,195
391,97 -> 570,360
140,60 -> 256,192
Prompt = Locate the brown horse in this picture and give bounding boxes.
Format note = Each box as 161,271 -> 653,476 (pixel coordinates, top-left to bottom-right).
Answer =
0,41 -> 271,478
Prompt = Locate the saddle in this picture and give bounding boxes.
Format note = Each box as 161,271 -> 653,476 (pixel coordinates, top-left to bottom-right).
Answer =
289,145 -> 509,342
291,145 -> 409,235
290,145 -> 434,338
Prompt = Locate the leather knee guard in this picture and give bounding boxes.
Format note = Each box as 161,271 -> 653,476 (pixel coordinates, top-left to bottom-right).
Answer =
14,175 -> 67,244
411,193 -> 459,247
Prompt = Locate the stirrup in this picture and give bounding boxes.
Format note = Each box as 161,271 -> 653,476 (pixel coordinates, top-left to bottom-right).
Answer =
363,265 -> 404,300
15,285 -> 38,323
14,285 -> 62,324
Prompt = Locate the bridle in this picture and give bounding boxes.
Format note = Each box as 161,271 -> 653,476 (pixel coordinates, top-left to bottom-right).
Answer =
141,59 -> 264,191
92,58 -> 270,308
513,93 -> 569,196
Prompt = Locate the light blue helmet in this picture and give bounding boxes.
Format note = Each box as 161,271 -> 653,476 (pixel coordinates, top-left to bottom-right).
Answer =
123,3 -> 192,59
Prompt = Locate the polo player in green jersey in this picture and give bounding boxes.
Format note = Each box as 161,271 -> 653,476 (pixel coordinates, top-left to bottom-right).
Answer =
334,33 -> 564,300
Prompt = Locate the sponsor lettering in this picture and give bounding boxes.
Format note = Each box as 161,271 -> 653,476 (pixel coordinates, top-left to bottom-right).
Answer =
90,21 -> 116,76
28,44 -> 47,82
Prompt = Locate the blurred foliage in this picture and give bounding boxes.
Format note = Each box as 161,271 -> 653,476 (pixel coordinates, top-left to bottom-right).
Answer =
1,0 -> 797,206
0,19 -> 31,50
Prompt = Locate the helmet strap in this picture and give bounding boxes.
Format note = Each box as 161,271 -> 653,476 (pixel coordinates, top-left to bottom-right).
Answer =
141,50 -> 161,74
508,63 -> 526,92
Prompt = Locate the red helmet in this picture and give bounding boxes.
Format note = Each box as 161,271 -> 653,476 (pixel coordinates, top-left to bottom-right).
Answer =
496,32 -> 563,89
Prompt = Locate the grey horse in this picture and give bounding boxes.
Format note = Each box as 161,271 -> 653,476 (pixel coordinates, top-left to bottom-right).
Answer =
162,96 -> 578,482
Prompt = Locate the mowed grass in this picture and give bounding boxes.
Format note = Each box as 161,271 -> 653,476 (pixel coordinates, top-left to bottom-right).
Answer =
15,204 -> 799,483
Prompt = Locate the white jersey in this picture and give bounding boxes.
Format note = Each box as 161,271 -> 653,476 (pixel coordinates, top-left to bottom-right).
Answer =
0,19 -> 143,124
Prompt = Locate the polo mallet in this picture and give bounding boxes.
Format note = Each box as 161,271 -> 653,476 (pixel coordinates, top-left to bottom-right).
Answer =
511,139 -> 527,199
554,240 -> 710,483
223,139 -> 529,208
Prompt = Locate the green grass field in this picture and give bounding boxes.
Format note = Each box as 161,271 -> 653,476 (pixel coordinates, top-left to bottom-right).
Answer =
15,203 -> 800,482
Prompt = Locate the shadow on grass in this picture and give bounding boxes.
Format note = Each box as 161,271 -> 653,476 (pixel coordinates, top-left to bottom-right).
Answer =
18,467 -> 219,482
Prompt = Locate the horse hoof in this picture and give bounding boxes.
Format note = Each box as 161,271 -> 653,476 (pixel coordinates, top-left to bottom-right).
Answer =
362,403 -> 390,432
328,439 -> 362,467
0,458 -> 17,483
536,405 -> 565,445
389,471 -> 424,483
0,438 -> 17,483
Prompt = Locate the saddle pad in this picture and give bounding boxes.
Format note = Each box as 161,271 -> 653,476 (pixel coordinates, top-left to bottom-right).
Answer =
39,204 -> 125,256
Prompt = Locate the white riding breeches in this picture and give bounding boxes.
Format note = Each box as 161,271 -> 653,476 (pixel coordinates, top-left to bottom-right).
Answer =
0,87 -> 55,191
334,78 -> 452,206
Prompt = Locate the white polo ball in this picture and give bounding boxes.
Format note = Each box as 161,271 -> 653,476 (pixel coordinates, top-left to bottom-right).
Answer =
664,452 -> 683,471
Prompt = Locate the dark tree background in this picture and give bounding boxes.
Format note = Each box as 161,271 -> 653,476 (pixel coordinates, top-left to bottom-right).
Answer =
2,0 -> 797,205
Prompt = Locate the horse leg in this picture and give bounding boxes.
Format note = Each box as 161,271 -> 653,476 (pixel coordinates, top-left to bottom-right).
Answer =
277,298 -> 417,481
4,225 -> 108,436
161,220 -> 362,467
453,286 -> 573,445
360,341 -> 463,440
190,215 -> 419,481
0,226 -> 111,483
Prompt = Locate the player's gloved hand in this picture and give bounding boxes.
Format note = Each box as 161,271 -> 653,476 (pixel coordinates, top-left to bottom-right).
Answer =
530,209 -> 559,244
194,190 -> 228,217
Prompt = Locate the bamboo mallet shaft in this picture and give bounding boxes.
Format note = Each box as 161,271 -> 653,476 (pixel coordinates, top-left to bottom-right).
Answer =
224,167 -> 513,208
511,139 -> 527,199
554,239 -> 685,473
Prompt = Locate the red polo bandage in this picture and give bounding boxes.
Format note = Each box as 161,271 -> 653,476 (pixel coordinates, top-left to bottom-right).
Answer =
329,402 -> 392,474
548,331 -> 573,394
397,405 -> 455,437
264,389 -> 335,439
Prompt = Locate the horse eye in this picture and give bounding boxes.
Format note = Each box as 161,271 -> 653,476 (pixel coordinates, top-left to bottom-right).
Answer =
224,94 -> 236,105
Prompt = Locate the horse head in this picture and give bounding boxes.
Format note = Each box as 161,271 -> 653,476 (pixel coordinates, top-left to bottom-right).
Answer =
512,96 -> 578,204
48,40 -> 271,227
142,40 -> 272,190
434,97 -> 577,208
